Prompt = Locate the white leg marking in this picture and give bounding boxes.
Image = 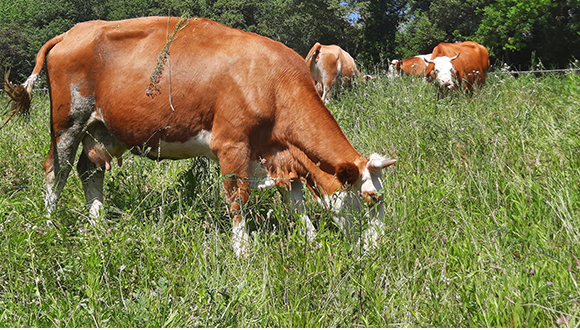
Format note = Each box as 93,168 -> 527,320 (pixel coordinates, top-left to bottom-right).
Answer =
44,172 -> 57,217
284,180 -> 316,242
232,217 -> 249,257
83,170 -> 105,219
249,160 -> 276,189
88,200 -> 104,219
363,215 -> 385,251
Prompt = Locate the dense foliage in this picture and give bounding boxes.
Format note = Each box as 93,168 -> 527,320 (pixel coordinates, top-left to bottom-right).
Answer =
1,0 -> 579,82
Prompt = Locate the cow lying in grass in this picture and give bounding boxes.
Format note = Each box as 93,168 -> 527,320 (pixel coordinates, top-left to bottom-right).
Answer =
4,17 -> 396,256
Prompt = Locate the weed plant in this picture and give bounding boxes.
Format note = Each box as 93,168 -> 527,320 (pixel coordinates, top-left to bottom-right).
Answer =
0,70 -> 579,327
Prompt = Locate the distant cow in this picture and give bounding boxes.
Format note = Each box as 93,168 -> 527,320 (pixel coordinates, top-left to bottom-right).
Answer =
4,17 -> 396,256
305,43 -> 371,103
390,54 -> 432,76
424,41 -> 490,90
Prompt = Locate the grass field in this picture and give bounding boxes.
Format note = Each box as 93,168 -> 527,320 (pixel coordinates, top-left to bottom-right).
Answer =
0,69 -> 579,327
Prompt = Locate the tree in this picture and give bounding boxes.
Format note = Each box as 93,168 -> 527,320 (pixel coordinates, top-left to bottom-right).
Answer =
357,0 -> 407,67
394,0 -> 490,60
475,0 -> 580,68
0,24 -> 31,82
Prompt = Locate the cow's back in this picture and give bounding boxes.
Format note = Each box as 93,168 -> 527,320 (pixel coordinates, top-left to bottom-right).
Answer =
401,56 -> 429,75
337,48 -> 358,79
46,17 -> 319,151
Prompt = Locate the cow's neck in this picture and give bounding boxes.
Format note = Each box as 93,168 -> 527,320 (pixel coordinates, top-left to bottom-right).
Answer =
278,98 -> 366,177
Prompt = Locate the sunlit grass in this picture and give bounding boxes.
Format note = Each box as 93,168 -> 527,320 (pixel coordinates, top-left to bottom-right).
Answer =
0,71 -> 579,326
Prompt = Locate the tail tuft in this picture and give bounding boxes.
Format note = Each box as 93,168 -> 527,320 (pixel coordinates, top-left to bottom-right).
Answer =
2,72 -> 32,129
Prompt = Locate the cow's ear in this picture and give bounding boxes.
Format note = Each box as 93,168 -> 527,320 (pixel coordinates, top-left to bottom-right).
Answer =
336,162 -> 360,186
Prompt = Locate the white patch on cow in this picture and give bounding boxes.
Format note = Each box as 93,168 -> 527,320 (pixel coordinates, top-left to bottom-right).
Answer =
92,107 -> 105,122
70,85 -> 95,120
44,171 -> 57,217
315,154 -> 395,249
321,191 -> 356,233
82,170 -> 105,219
363,215 -> 386,251
429,56 -> 457,89
282,180 -> 316,241
415,54 -> 432,61
387,62 -> 399,78
148,130 -> 217,160
248,160 -> 276,189
23,73 -> 39,93
300,213 -> 317,242
232,216 -> 249,257
88,199 -> 104,219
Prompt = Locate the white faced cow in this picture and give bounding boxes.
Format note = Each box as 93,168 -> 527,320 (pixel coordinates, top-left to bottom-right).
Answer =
4,17 -> 396,256
424,41 -> 490,91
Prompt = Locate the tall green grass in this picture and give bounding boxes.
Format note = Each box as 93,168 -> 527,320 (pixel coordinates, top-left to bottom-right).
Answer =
0,71 -> 578,327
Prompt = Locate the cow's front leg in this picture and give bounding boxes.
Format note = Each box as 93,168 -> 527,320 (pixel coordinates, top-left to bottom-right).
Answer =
280,179 -> 316,242
77,151 -> 105,219
362,215 -> 386,251
223,176 -> 251,257
217,145 -> 252,257
362,202 -> 386,251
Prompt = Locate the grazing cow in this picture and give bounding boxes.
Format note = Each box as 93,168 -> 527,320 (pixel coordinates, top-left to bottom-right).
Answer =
390,54 -> 432,76
424,41 -> 490,90
305,43 -> 371,104
4,17 -> 396,256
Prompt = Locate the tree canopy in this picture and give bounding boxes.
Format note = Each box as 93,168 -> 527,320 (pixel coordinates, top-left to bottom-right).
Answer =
1,0 -> 579,82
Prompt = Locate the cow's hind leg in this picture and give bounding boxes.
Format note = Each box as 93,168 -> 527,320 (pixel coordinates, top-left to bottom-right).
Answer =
44,85 -> 95,217
77,151 -> 105,219
44,131 -> 83,217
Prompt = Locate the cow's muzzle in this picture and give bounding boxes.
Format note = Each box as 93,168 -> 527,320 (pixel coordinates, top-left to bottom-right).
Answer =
361,191 -> 381,207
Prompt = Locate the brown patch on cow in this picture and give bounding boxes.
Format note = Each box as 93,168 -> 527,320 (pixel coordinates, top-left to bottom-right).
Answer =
145,17 -> 189,98
393,56 -> 430,76
335,162 -> 360,186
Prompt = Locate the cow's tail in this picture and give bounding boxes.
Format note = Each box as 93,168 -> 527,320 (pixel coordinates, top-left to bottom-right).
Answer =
305,42 -> 322,64
2,34 -> 65,129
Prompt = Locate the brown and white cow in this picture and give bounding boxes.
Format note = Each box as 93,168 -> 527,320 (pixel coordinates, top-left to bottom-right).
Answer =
4,17 -> 396,256
304,43 -> 371,104
390,54 -> 432,76
424,41 -> 490,90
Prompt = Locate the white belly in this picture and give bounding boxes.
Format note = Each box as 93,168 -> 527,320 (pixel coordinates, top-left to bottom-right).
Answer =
148,130 -> 217,160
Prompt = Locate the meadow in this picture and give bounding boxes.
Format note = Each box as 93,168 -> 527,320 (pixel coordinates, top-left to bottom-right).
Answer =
0,69 -> 579,327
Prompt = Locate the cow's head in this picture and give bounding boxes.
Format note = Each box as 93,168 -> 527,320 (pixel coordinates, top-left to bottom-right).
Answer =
327,154 -> 396,244
390,59 -> 402,76
425,53 -> 460,89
